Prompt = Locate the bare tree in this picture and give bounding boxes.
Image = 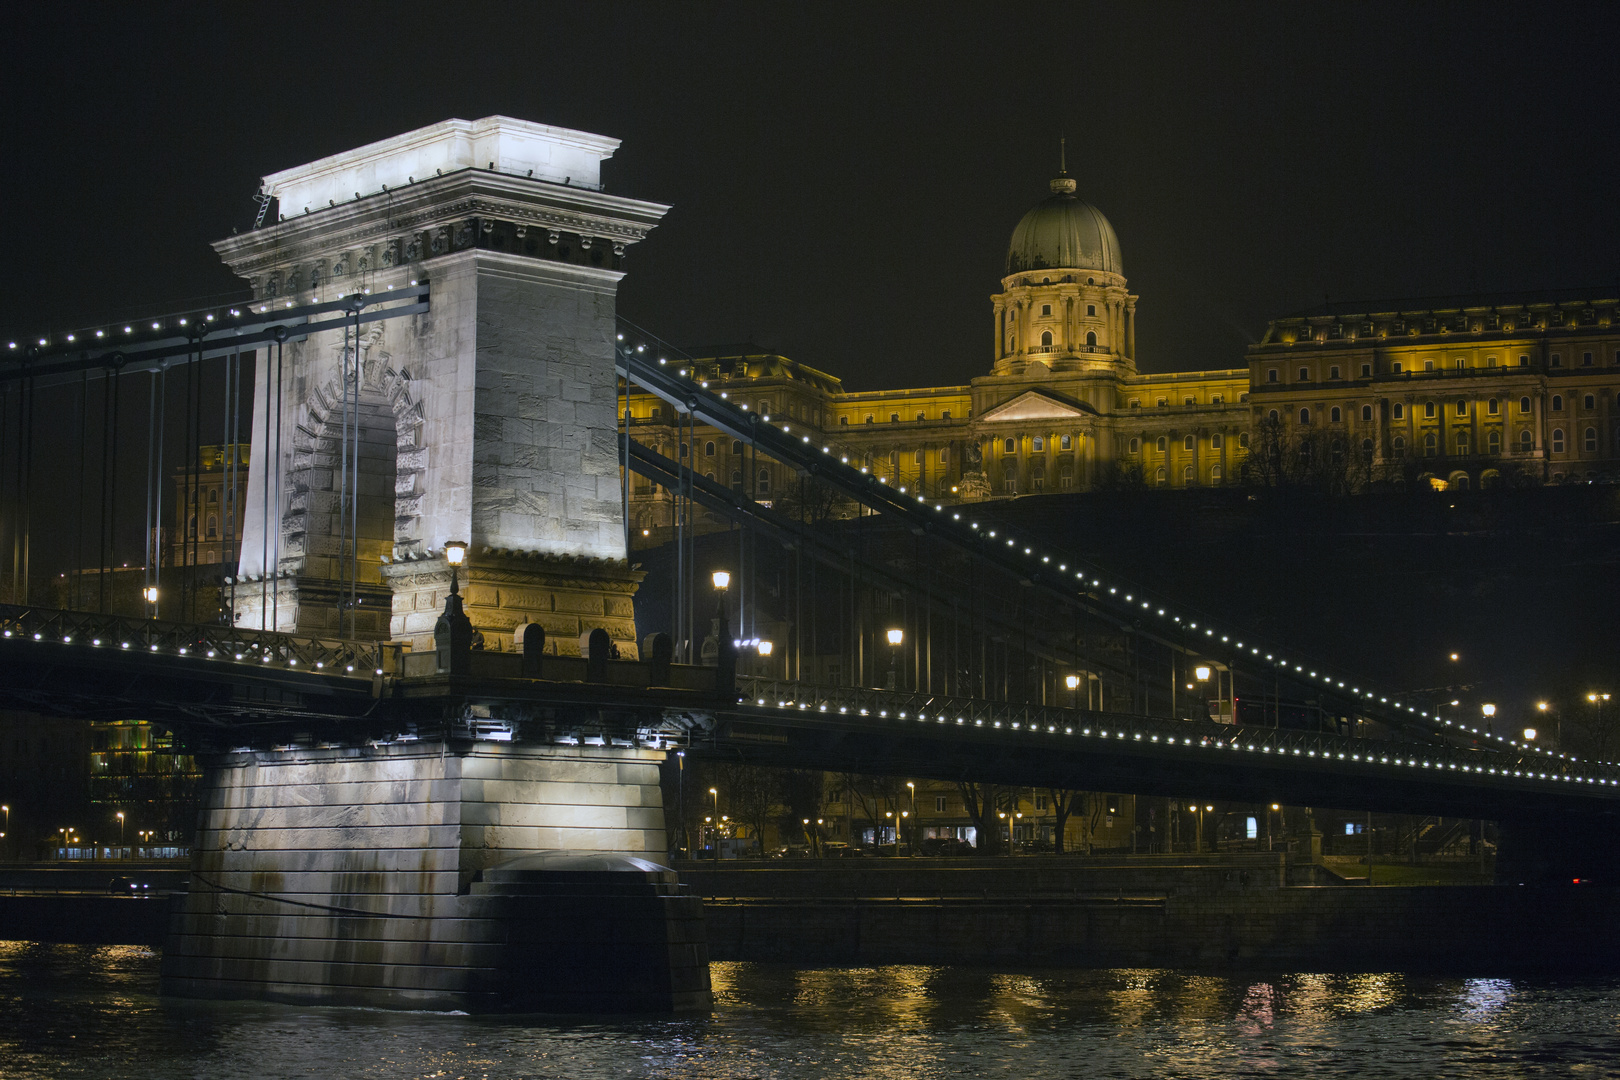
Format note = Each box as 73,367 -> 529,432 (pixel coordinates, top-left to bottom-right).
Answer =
1047,788 -> 1084,854
716,762 -> 779,855
957,780 -> 1004,856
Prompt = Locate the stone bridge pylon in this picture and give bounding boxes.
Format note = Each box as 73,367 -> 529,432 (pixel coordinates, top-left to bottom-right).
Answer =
214,116 -> 668,656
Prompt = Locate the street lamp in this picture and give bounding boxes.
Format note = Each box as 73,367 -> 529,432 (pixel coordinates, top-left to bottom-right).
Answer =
885,627 -> 904,690
1523,727 -> 1537,742
675,750 -> 686,858
709,787 -> 720,861
711,572 -> 734,678
906,781 -> 916,856
1482,702 -> 1496,735
116,812 -> 125,847
756,640 -> 773,657
1066,673 -> 1081,710
143,585 -> 159,620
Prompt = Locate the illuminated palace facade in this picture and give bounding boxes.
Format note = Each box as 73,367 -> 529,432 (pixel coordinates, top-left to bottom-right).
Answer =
626,172 -> 1620,529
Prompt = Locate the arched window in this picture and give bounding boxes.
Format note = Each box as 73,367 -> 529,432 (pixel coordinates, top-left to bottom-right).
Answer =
1211,464 -> 1223,483
1551,429 -> 1565,453
704,440 -> 715,457
1456,432 -> 1469,454
1584,394 -> 1596,410
914,449 -> 925,465
1003,467 -> 1017,494
1085,331 -> 1097,347
1456,399 -> 1468,416
1267,410 -> 1279,423
1487,430 -> 1500,454
1129,437 -> 1141,454
1032,436 -> 1044,452
1032,467 -> 1046,490
1060,467 -> 1073,488
1423,432 -> 1437,456
757,467 -> 772,494
840,416 -> 849,425
731,469 -> 743,490
208,489 -> 218,504
1212,433 -> 1224,449
1239,433 -> 1250,449
1392,403 -> 1404,420
1299,408 -> 1311,424
1183,434 -> 1195,451
1330,439 -> 1345,464
1155,467 -> 1166,485
1424,401 -> 1436,419
1361,438 -> 1374,453
1330,406 -> 1341,423
1584,427 -> 1598,452
704,471 -> 715,482
1361,404 -> 1373,421
939,447 -> 949,463
206,515 -> 217,539
1040,330 -> 1053,347
1519,430 -> 1533,452
1393,435 -> 1406,454
1552,395 -> 1564,412
731,439 -> 743,454
1004,438 -> 1016,454
1519,396 -> 1532,414
1060,434 -> 1072,450
1487,398 -> 1499,415
1183,464 -> 1195,484
1156,436 -> 1168,452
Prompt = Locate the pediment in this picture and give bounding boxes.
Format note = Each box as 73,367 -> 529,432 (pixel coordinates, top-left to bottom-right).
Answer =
979,390 -> 1096,423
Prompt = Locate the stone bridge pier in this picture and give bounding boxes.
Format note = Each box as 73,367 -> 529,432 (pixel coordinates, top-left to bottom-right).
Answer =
161,118 -> 709,1012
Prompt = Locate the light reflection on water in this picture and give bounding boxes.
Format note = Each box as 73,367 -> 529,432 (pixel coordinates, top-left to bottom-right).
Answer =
1,942 -> 1617,1078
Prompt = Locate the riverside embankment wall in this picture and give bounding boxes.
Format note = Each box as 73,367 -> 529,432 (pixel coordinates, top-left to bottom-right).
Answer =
676,858 -> 1620,972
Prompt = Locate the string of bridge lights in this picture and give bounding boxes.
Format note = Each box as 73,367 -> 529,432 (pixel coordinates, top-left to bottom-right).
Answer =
618,330 -> 1606,770
4,283 -> 423,355
0,626 -> 381,676
734,690 -> 1620,791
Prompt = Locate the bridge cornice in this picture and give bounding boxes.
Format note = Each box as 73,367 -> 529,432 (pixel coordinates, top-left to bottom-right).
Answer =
214,168 -> 669,281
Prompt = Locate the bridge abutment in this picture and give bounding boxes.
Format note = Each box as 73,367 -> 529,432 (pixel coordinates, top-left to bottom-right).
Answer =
161,740 -> 710,1011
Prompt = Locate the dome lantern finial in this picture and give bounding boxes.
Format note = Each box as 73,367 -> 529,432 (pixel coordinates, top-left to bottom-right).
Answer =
1050,136 -> 1077,195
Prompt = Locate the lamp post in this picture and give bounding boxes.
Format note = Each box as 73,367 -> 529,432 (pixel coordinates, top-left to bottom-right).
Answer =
143,585 -> 159,621
1481,702 -> 1496,736
1065,673 -> 1081,710
1588,693 -> 1610,747
884,810 -> 895,854
885,627 -> 904,690
116,812 -> 125,848
711,571 -> 735,686
675,750 -> 686,858
906,781 -> 916,856
710,787 -> 720,862
434,541 -> 472,673
816,818 -> 825,858
1268,803 -> 1280,852
1195,665 -> 1212,721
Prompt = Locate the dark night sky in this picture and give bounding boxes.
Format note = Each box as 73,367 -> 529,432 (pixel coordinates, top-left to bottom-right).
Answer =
4,2 -> 1619,390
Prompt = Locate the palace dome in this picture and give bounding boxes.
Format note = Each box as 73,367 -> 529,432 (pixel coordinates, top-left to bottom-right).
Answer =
1005,177 -> 1123,277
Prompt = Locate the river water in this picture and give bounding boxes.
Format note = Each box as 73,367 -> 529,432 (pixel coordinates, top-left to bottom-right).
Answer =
1,942 -> 1616,1078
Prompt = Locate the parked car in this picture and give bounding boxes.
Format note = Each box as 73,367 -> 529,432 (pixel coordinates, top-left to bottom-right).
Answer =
923,837 -> 975,857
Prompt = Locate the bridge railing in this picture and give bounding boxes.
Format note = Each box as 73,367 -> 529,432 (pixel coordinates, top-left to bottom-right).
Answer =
733,677 -> 1620,791
0,604 -> 384,676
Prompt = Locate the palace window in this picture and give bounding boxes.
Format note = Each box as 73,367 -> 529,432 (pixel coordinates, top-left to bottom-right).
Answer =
1185,397 -> 1195,407
1041,304 -> 1051,316
1487,398 -> 1499,415
1040,330 -> 1053,347
1585,427 -> 1598,452
1158,398 -> 1168,407
1393,362 -> 1403,373
757,468 -> 771,494
704,471 -> 715,482
840,416 -> 849,425
1519,430 -> 1533,452
1455,357 -> 1467,370
1004,437 -> 1016,454
1519,396 -> 1531,414
1060,434 -> 1072,450
1393,435 -> 1406,454
1331,439 -> 1345,464
1519,354 -> 1530,367
1211,433 -> 1223,449
915,449 -> 925,465
936,796 -> 948,813
1330,407 -> 1341,423
1299,367 -> 1310,381
679,443 -> 688,458
1583,351 -> 1594,366
208,489 -> 218,504
206,515 -> 217,539
865,415 -> 874,424
1456,399 -> 1467,416
1424,402 -> 1436,419
1086,331 -> 1097,347
1362,438 -> 1374,453
1156,436 -> 1168,452
1087,304 -> 1096,317
1361,404 -> 1373,421
1212,394 -> 1223,404
731,469 -> 743,489
1239,433 -> 1250,449
1060,466 -> 1073,488
1184,434 -> 1195,451
1552,429 -> 1565,453
1155,467 -> 1166,485
917,412 -> 927,422
1487,430 -> 1500,454
1268,410 -> 1280,423
891,413 -> 900,423
1267,370 -> 1279,383
1003,468 -> 1017,494
1330,366 -> 1341,379
1129,437 -> 1141,453
1552,395 -> 1564,412
1583,394 -> 1596,410
1032,436 -> 1044,452
1424,432 -> 1437,456
939,447 -> 949,463
1456,432 -> 1469,454
889,451 -> 900,467
1361,363 -> 1372,377
1487,356 -> 1498,368
942,410 -> 951,420
1393,403 -> 1404,419
1424,360 -> 1435,371
1130,398 -> 1141,408
1552,354 -> 1562,367
1183,465 -> 1195,484
1032,468 -> 1046,490
1299,408 -> 1311,424
1211,464 -> 1223,483
704,440 -> 715,456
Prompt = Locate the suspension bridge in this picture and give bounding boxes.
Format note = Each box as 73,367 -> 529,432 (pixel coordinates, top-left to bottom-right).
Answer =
0,115 -> 1615,1013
